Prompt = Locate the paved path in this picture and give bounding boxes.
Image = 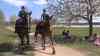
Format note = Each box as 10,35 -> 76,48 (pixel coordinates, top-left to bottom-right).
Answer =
0,44 -> 86,56
27,33 -> 86,56
34,45 -> 85,56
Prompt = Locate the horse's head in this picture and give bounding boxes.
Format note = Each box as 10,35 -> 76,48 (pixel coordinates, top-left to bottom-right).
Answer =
40,21 -> 44,26
44,15 -> 53,21
28,11 -> 32,16
37,20 -> 49,27
36,21 -> 44,26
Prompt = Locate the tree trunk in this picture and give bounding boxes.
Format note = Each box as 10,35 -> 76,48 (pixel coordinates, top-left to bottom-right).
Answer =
89,15 -> 93,36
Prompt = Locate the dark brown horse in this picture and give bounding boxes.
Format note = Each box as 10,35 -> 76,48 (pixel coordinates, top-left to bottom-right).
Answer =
34,16 -> 55,54
15,12 -> 32,48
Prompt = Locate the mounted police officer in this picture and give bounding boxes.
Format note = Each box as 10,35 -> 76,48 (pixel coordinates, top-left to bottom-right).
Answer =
41,9 -> 50,22
34,9 -> 52,42
15,6 -> 31,47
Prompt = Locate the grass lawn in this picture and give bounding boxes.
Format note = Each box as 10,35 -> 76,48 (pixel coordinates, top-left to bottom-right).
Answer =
52,27 -> 100,56
0,25 -> 16,43
0,24 -> 34,56
0,24 -> 100,56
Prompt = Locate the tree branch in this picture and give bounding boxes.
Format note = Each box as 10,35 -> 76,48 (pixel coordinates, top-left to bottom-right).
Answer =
73,14 -> 89,21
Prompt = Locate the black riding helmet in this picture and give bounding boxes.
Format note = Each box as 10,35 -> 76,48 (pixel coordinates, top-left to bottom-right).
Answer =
21,6 -> 25,9
43,9 -> 46,12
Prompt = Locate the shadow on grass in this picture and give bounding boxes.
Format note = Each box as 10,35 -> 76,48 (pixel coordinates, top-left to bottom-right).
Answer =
53,35 -> 65,44
0,42 -> 35,56
0,43 -> 14,52
53,35 -> 100,56
53,34 -> 78,44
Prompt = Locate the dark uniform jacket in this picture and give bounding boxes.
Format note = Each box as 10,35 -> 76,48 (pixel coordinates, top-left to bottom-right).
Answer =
15,10 -> 28,33
41,13 -> 50,21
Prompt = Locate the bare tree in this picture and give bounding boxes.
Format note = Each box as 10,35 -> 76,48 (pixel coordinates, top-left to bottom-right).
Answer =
47,0 -> 64,18
47,0 -> 100,36
64,0 -> 100,36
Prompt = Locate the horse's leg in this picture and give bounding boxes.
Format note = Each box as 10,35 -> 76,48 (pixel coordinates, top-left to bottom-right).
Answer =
23,32 -> 31,49
26,33 -> 30,45
18,33 -> 25,46
48,32 -> 56,55
34,31 -> 38,42
17,33 -> 25,52
41,34 -> 46,50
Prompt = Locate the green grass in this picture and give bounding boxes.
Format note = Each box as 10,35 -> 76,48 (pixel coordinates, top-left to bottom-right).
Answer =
52,27 -> 100,56
53,27 -> 100,37
0,25 -> 16,43
63,41 -> 100,56
0,24 -> 16,56
0,24 -> 35,56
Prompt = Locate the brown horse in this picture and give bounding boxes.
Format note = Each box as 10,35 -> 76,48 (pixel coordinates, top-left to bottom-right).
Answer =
34,16 -> 55,54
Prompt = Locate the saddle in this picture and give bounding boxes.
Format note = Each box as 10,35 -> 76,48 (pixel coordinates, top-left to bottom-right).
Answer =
15,18 -> 28,33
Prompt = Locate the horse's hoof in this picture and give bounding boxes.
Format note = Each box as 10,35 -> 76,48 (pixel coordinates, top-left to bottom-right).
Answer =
52,50 -> 56,55
35,41 -> 38,43
42,47 -> 45,50
17,51 -> 26,55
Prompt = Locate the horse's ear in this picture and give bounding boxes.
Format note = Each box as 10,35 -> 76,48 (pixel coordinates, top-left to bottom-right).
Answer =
50,15 -> 53,19
51,15 -> 53,18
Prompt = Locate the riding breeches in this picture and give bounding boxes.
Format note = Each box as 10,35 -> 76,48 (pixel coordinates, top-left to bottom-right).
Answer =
17,32 -> 30,45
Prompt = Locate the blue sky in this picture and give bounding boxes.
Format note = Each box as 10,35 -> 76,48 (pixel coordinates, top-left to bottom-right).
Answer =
0,0 -> 48,21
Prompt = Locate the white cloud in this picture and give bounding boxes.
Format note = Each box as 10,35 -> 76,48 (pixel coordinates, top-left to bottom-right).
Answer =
3,0 -> 27,7
33,0 -> 48,5
3,0 -> 48,7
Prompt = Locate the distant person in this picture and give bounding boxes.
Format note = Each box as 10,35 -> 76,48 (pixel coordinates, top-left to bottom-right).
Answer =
89,33 -> 97,42
41,9 -> 50,22
62,30 -> 71,41
94,35 -> 100,46
84,36 -> 89,41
